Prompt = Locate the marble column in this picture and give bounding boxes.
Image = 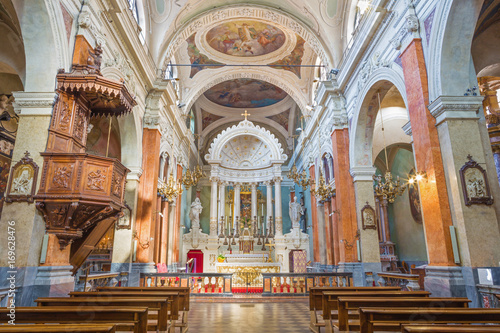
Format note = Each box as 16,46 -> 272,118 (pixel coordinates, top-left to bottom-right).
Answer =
167,199 -> 176,267
209,177 -> 218,237
234,183 -> 241,228
324,200 -> 334,266
251,183 -> 258,222
316,201 -> 327,265
274,177 -> 283,236
379,197 -> 390,243
428,96 -> 500,298
172,164 -> 183,264
265,181 -> 273,233
350,167 -> 382,281
331,197 -> 341,265
400,39 -> 455,266
309,166 -> 320,262
135,127 -> 161,265
160,200 -> 169,264
218,180 -> 226,225
331,128 -> 358,264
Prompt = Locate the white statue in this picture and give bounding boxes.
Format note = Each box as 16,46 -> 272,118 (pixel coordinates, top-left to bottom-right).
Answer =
189,197 -> 203,229
289,196 -> 304,229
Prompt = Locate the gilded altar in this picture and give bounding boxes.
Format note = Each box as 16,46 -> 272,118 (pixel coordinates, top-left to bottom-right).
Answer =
216,262 -> 281,293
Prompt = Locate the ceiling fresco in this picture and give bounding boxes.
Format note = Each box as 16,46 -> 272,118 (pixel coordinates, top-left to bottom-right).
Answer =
206,20 -> 286,57
267,109 -> 290,131
269,36 -> 306,78
203,79 -> 288,108
201,109 -> 223,130
187,33 -> 225,78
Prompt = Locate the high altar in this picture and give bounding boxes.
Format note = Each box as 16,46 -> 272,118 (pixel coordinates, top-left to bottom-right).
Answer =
182,118 -> 309,275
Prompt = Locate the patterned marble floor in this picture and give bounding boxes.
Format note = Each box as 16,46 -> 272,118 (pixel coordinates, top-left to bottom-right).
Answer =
187,301 -> 311,332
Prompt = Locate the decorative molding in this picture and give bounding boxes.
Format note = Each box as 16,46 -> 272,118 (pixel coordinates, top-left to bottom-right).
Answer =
350,166 -> 377,182
11,92 -> 57,116
77,2 -> 107,46
402,121 -> 412,136
428,96 -> 483,126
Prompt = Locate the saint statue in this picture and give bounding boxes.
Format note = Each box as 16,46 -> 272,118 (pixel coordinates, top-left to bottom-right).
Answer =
289,196 -> 304,229
189,197 -> 203,229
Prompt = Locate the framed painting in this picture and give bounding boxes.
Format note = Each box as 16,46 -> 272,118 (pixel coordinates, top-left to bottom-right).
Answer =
5,151 -> 38,203
361,202 -> 376,230
460,155 -> 493,206
408,168 -> 423,223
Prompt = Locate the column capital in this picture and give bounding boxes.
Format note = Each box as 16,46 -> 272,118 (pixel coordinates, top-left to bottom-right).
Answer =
264,180 -> 274,186
273,176 -> 282,183
12,91 -> 57,116
250,182 -> 258,189
127,167 -> 143,181
209,176 -> 219,183
350,166 -> 376,182
428,96 -> 484,126
234,183 -> 241,189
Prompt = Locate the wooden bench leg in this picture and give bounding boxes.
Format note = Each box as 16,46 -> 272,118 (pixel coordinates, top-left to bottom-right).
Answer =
324,319 -> 333,333
310,311 -> 319,333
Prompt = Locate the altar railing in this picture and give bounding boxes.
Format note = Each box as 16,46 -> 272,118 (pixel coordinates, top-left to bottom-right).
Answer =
141,273 -> 233,295
261,272 -> 353,296
377,272 -> 421,291
140,272 -> 353,296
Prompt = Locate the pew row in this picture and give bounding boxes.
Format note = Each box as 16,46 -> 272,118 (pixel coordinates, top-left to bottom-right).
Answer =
330,297 -> 470,332
309,286 -> 401,333
68,291 -> 180,321
359,308 -> 500,333
0,307 -> 147,333
35,297 -> 170,332
0,324 -> 117,333
322,290 -> 431,320
402,325 -> 500,333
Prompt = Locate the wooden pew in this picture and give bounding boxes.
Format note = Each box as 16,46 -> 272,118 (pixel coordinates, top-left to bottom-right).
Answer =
0,307 -> 147,333
309,287 -> 401,333
0,324 -> 117,333
359,308 -> 500,333
97,286 -> 190,311
69,290 -> 180,321
35,297 -> 170,332
322,290 -> 431,320
402,325 -> 500,333
96,286 -> 190,332
334,297 -> 470,332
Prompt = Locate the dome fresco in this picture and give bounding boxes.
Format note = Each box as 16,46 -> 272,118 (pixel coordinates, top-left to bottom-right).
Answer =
205,20 -> 286,57
203,79 -> 288,108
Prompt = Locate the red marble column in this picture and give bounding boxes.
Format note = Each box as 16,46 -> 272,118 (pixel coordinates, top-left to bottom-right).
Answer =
400,39 -> 455,266
331,128 -> 358,263
324,201 -> 334,265
160,200 -> 169,264
309,165 -> 320,262
172,164 -> 183,263
153,195 -> 162,264
331,198 -> 340,265
135,128 -> 161,263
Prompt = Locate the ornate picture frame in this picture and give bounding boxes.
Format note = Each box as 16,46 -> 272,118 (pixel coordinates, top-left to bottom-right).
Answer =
361,202 -> 377,230
116,203 -> 132,230
459,155 -> 493,206
5,151 -> 38,203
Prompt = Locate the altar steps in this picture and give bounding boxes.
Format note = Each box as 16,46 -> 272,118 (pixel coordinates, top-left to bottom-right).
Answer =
191,295 -> 308,303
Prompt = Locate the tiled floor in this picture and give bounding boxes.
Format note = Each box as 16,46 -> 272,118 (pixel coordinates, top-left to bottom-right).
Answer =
188,301 -> 311,332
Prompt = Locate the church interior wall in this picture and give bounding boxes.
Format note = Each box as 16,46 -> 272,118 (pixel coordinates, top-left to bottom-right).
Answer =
199,186 -> 211,235
385,148 -> 427,267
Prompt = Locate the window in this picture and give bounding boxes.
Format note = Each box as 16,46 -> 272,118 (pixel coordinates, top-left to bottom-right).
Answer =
128,0 -> 139,23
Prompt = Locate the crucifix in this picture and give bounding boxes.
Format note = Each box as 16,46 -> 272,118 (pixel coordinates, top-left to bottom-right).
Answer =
241,110 -> 251,121
265,241 -> 275,263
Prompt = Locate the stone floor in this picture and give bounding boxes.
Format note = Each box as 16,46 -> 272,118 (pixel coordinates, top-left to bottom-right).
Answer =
187,301 -> 311,332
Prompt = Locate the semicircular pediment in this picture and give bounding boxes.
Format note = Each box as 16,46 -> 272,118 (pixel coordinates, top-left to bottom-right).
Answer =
219,135 -> 273,169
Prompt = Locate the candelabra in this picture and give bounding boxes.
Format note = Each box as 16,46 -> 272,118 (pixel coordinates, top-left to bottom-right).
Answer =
373,172 -> 406,203
180,169 -> 196,190
158,174 -> 182,202
311,168 -> 335,201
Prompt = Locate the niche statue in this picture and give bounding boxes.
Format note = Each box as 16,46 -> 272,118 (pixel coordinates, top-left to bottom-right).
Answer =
189,197 -> 203,229
289,196 -> 304,229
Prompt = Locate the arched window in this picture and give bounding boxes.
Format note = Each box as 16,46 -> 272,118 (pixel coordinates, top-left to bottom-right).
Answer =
127,0 -> 146,44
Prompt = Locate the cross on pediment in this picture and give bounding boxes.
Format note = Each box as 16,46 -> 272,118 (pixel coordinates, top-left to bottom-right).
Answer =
241,110 -> 251,121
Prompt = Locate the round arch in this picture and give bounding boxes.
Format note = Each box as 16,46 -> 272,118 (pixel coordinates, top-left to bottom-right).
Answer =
427,0 -> 484,100
350,68 -> 408,169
